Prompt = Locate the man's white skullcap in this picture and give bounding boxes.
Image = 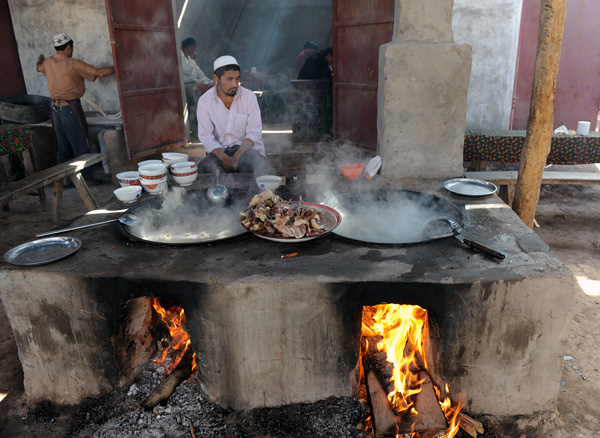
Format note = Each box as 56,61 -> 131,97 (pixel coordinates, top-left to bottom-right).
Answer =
53,33 -> 73,47
213,55 -> 239,72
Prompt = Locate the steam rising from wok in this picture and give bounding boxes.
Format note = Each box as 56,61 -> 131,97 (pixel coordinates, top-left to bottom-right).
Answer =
325,190 -> 465,245
121,187 -> 252,244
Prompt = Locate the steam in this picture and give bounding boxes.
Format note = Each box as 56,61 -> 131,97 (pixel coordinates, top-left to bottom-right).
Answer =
329,190 -> 458,244
128,186 -> 249,243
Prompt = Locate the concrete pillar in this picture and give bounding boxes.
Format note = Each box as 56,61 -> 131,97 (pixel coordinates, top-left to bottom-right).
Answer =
378,0 -> 472,179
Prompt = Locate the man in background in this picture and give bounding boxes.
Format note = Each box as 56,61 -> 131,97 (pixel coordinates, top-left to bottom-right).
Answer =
298,46 -> 333,137
180,37 -> 211,85
196,55 -> 267,176
36,33 -> 114,185
296,40 -> 318,77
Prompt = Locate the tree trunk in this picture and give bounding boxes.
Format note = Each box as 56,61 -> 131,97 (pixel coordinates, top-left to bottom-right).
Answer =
512,0 -> 567,227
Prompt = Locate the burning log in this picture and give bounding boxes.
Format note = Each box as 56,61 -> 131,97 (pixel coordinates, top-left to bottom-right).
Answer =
142,344 -> 195,409
396,371 -> 447,435
366,370 -> 447,437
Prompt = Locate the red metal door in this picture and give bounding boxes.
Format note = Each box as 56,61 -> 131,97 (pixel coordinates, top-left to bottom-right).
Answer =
105,0 -> 186,159
0,0 -> 26,97
332,0 -> 394,151
512,0 -> 600,131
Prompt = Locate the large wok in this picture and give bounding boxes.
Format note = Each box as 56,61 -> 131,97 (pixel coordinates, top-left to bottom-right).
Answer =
323,189 -> 466,245
117,188 -> 254,245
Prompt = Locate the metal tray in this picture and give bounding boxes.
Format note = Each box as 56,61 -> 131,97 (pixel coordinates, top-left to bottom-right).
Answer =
444,178 -> 498,197
240,201 -> 342,243
3,237 -> 82,266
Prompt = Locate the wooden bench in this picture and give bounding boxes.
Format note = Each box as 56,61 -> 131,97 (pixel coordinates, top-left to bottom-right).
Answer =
465,170 -> 600,205
0,153 -> 105,223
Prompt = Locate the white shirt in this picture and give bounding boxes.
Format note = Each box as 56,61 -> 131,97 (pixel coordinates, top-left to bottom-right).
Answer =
180,51 -> 210,83
196,85 -> 265,156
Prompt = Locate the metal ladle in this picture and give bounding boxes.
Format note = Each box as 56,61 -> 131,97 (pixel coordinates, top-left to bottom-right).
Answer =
35,213 -> 143,238
206,169 -> 230,206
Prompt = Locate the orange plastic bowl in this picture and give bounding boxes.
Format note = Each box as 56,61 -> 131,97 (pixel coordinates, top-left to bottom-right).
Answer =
341,163 -> 364,179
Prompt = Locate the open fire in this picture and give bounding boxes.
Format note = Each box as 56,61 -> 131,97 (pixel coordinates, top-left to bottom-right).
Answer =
361,304 -> 475,438
151,298 -> 197,374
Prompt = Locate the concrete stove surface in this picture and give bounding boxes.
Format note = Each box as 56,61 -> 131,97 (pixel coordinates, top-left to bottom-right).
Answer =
0,177 -> 573,415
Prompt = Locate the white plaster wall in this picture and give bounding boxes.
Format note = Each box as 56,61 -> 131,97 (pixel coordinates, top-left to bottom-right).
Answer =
453,0 -> 523,130
8,0 -> 120,113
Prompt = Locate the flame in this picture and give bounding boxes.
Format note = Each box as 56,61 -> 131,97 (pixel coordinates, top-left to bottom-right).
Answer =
362,304 -> 462,438
151,298 -> 197,373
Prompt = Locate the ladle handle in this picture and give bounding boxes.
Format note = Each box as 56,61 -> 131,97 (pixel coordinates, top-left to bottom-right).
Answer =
35,218 -> 118,238
462,238 -> 506,260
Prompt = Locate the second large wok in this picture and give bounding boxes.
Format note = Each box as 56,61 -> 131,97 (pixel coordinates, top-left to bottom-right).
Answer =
323,189 -> 466,245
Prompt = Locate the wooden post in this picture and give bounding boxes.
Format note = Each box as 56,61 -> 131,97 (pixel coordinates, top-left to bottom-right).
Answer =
512,0 -> 566,228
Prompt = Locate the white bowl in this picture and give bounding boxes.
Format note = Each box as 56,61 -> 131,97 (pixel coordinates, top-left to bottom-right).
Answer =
140,175 -> 167,185
172,171 -> 198,186
256,175 -> 282,190
116,171 -> 140,187
137,159 -> 163,168
170,161 -> 197,174
139,163 -> 167,178
162,152 -> 189,164
114,185 -> 142,203
141,179 -> 168,195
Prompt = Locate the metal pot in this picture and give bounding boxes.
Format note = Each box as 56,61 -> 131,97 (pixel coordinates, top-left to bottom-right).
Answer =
117,188 -> 254,245
323,189 -> 466,245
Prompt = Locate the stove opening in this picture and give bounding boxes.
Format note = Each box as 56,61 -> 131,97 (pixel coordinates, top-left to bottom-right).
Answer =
112,297 -> 197,408
360,304 -> 479,438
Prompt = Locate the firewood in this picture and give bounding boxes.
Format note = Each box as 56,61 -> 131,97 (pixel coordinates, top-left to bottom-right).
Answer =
187,418 -> 197,438
141,345 -> 194,409
458,412 -> 484,435
366,370 -> 399,437
367,370 -> 448,437
396,371 -> 447,435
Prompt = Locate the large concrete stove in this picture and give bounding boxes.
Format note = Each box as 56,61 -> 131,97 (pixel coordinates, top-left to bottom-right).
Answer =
0,178 -> 573,417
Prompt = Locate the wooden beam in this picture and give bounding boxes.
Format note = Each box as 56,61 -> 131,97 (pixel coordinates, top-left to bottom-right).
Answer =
512,0 -> 567,227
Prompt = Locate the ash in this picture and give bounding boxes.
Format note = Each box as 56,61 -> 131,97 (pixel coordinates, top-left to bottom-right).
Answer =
66,360 -> 370,438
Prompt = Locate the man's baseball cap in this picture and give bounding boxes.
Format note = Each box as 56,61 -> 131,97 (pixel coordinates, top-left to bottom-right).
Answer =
213,55 -> 239,72
53,33 -> 73,47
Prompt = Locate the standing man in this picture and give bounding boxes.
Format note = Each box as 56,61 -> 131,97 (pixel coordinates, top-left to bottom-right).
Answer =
36,33 -> 115,185
295,40 -> 318,77
196,55 -> 267,176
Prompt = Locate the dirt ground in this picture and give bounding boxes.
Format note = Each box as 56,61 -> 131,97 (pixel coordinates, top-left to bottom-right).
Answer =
1,163 -> 599,437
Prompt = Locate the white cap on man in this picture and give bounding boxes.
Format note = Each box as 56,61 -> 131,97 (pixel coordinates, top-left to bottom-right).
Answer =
53,33 -> 73,47
213,55 -> 239,72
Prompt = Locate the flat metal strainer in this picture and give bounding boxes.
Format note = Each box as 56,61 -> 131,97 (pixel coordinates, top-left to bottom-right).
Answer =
422,218 -> 505,259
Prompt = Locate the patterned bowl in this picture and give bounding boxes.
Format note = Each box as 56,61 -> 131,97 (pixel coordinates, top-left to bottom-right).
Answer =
116,171 -> 140,187
140,178 -> 168,195
139,163 -> 167,178
172,171 -> 198,186
170,161 -> 197,174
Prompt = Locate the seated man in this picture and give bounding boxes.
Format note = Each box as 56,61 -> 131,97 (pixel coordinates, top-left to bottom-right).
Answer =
196,55 -> 267,176
180,37 -> 210,85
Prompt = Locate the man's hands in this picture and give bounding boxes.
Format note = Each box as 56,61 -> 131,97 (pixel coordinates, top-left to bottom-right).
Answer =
213,139 -> 254,171
221,154 -> 239,171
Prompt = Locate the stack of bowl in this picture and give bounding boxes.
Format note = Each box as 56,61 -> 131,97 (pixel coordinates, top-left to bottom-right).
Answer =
162,152 -> 189,167
139,163 -> 168,195
116,171 -> 140,187
170,161 -> 198,186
